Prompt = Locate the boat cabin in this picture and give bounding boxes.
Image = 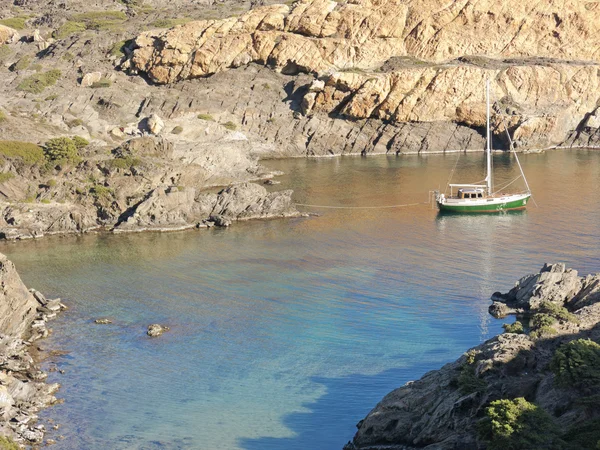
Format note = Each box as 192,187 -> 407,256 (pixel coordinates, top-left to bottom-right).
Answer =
457,188 -> 485,199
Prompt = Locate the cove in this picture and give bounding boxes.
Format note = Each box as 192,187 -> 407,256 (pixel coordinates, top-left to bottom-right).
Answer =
2,150 -> 599,450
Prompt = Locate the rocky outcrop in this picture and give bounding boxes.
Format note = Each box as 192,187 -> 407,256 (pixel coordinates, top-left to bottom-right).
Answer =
345,264 -> 600,450
0,253 -> 66,446
114,182 -> 298,232
126,0 -> 600,150
0,254 -> 38,338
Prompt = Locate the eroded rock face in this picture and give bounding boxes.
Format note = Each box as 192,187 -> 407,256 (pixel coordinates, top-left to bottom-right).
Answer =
0,254 -> 38,338
127,0 -> 600,150
346,264 -> 600,450
129,0 -> 600,83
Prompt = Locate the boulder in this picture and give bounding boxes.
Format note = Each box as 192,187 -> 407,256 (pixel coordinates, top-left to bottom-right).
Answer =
146,114 -> 164,135
80,72 -> 103,87
0,25 -> 19,45
147,324 -> 169,337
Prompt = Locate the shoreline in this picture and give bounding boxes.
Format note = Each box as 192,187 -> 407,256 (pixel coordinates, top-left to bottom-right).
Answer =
0,255 -> 67,447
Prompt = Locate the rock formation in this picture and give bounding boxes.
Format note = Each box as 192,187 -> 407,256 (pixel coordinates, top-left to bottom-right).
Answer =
0,253 -> 66,445
127,0 -> 600,150
345,264 -> 600,450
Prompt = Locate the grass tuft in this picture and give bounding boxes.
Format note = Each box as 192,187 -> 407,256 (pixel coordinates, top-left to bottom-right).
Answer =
0,141 -> 45,165
17,69 -> 61,94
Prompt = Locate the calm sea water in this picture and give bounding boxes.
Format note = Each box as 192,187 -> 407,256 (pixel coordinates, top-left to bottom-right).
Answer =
2,150 -> 600,450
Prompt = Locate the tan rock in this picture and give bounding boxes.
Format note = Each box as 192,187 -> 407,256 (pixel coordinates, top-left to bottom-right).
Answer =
0,24 -> 19,44
80,72 -> 103,87
146,114 -> 165,135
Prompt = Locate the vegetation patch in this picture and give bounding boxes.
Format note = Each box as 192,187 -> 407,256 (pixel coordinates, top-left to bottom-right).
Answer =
0,17 -> 28,30
90,78 -> 112,88
550,338 -> 600,388
89,184 -> 114,200
54,11 -> 127,39
150,18 -> 192,28
503,321 -> 524,334
0,45 -> 13,63
0,111 -> 6,122
52,21 -> 87,39
43,136 -> 87,163
561,419 -> 600,450
0,172 -> 15,183
0,141 -> 45,165
456,350 -> 487,395
529,313 -> 558,339
107,156 -> 141,170
17,69 -> 61,94
171,126 -> 183,134
197,113 -> 214,121
223,121 -> 237,131
0,435 -> 20,450
67,118 -> 84,128
109,39 -> 128,57
11,55 -> 31,71
538,301 -> 579,323
479,397 -> 562,450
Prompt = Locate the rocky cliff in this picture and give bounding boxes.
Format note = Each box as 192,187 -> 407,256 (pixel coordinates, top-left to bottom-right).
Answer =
127,0 -> 600,151
345,263 -> 600,450
0,253 -> 66,445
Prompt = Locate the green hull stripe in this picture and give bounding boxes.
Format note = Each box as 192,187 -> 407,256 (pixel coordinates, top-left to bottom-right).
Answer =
438,196 -> 530,213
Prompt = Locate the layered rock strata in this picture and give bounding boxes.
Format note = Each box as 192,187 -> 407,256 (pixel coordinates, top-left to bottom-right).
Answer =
127,0 -> 600,150
0,253 -> 66,446
345,263 -> 600,450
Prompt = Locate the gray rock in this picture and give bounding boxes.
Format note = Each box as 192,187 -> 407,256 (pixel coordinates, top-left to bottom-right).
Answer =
147,324 -> 169,337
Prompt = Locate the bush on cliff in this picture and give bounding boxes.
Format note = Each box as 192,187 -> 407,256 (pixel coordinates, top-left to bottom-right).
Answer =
456,349 -> 487,394
503,321 -> 524,334
43,137 -> 87,164
479,397 -> 562,450
562,419 -> 600,450
550,338 -> 600,388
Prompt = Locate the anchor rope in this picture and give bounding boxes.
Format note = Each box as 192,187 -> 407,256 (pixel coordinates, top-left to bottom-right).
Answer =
294,202 -> 427,210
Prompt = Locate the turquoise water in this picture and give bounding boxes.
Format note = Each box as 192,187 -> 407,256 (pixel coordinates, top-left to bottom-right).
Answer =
2,150 -> 600,449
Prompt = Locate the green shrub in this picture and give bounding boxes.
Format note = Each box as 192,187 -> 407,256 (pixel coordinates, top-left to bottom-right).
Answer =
0,17 -> 27,30
90,78 -> 112,88
53,21 -> 86,39
456,350 -> 486,394
89,184 -> 113,200
171,126 -> 183,134
0,435 -> 20,450
538,301 -> 579,323
531,313 -> 556,329
46,179 -> 57,187
0,172 -> 15,183
223,121 -> 237,130
43,137 -> 80,163
197,113 -> 214,121
40,198 -> 51,204
503,321 -> 524,334
109,39 -> 127,57
71,136 -> 89,150
107,156 -> 141,170
550,338 -> 600,388
530,325 -> 558,339
479,398 -> 561,450
12,55 -> 31,71
0,111 -> 6,122
150,18 -> 191,28
44,94 -> 59,101
67,118 -> 83,128
561,419 -> 600,450
17,69 -> 61,94
0,141 -> 45,164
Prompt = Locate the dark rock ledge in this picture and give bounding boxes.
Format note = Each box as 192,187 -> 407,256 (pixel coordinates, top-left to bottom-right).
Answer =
0,253 -> 66,447
345,263 -> 600,450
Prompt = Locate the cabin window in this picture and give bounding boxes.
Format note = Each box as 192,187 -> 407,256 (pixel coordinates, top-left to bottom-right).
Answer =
477,193 -> 483,198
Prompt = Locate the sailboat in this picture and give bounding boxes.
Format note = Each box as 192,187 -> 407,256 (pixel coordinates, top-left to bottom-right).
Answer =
435,80 -> 531,213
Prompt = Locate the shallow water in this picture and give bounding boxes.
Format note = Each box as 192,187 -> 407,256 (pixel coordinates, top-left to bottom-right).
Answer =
2,150 -> 600,450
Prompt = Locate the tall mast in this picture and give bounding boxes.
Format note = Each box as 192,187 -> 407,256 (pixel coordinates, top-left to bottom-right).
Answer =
485,79 -> 492,195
